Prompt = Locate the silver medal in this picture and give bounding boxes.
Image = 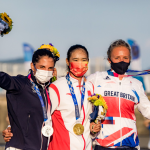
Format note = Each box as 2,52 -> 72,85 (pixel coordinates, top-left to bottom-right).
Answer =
42,125 -> 53,137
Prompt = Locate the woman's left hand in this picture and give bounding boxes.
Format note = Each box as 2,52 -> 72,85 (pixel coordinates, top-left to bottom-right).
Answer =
90,122 -> 101,133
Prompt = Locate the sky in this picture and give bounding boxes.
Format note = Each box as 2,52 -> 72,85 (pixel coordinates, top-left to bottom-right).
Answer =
1,0 -> 150,69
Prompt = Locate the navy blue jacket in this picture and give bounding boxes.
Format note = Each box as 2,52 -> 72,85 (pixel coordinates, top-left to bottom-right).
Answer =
0,71 -> 50,150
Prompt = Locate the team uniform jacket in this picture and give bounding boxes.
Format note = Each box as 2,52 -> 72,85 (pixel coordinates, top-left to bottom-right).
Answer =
0,71 -> 50,150
48,75 -> 94,150
87,71 -> 150,148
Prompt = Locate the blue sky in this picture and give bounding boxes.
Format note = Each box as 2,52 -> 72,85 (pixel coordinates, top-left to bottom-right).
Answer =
1,0 -> 150,69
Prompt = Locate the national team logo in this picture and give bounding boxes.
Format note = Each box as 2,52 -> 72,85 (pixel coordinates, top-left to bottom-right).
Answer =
105,76 -> 110,80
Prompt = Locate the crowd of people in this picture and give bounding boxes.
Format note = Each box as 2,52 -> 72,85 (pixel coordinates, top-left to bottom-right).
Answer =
1,39 -> 150,150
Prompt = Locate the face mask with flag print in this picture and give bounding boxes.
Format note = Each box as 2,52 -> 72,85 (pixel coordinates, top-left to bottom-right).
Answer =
69,61 -> 88,77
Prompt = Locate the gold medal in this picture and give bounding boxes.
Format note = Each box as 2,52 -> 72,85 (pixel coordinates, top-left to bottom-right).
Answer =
73,123 -> 84,135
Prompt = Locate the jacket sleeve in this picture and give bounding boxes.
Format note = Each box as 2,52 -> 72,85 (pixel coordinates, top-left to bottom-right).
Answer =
49,83 -> 60,114
0,72 -> 25,92
137,82 -> 150,119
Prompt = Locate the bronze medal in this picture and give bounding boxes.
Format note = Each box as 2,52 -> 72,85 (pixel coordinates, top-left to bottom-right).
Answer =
73,123 -> 84,135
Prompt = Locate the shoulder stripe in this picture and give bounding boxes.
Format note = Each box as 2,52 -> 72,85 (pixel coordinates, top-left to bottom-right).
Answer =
132,90 -> 140,103
50,84 -> 60,106
89,81 -> 94,93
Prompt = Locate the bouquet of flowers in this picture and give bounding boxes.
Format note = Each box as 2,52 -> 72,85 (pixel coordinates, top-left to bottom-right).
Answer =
39,43 -> 60,60
88,94 -> 108,123
0,12 -> 13,36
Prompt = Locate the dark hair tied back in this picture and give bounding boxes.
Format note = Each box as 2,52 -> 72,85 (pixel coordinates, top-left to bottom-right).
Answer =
67,44 -> 89,61
32,49 -> 56,64
66,44 -> 89,71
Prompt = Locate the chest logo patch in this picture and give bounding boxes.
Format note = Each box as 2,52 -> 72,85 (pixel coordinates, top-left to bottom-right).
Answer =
105,76 -> 110,80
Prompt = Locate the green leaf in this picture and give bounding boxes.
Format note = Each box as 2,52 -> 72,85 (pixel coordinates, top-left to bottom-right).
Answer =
51,76 -> 57,82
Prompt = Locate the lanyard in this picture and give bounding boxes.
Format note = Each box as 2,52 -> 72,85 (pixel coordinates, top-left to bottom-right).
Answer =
107,69 -> 150,77
66,73 -> 86,120
27,74 -> 48,122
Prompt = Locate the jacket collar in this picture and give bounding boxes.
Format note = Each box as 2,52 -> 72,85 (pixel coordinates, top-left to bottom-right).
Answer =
106,70 -> 131,85
69,73 -> 84,85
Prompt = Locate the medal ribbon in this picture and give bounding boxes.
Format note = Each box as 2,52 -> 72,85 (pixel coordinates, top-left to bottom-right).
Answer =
27,73 -> 48,122
107,69 -> 150,77
66,73 -> 85,120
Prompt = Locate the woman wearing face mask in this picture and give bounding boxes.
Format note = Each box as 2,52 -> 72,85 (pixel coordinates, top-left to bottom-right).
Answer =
1,45 -> 59,150
87,39 -> 150,150
48,44 -> 101,150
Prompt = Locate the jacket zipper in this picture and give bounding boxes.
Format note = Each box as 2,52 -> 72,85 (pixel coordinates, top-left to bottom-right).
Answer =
26,114 -> 30,136
119,81 -> 122,146
43,88 -> 48,110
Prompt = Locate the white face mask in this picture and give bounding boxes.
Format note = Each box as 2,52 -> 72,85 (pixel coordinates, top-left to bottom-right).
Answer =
34,69 -> 53,84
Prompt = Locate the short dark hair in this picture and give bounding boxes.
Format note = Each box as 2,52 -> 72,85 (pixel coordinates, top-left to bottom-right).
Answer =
32,49 -> 56,64
107,39 -> 131,60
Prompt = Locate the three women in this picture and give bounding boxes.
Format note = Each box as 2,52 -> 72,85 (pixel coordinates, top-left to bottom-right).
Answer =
3,39 -> 150,150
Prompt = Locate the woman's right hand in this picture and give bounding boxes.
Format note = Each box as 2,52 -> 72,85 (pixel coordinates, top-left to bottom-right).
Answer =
2,126 -> 13,142
90,122 -> 101,133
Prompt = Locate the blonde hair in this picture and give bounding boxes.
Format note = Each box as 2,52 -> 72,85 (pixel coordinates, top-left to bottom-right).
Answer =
107,39 -> 131,59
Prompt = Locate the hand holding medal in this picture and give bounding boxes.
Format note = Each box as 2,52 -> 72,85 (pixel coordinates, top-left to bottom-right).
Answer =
88,94 -> 108,124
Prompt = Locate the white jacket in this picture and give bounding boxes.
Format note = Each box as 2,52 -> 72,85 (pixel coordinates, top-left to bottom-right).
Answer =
48,75 -> 94,150
87,71 -> 150,148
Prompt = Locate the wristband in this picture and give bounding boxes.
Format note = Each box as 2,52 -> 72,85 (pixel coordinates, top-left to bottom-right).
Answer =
7,125 -> 11,128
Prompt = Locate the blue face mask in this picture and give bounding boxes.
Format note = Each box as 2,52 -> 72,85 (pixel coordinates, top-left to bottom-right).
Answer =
111,60 -> 130,75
